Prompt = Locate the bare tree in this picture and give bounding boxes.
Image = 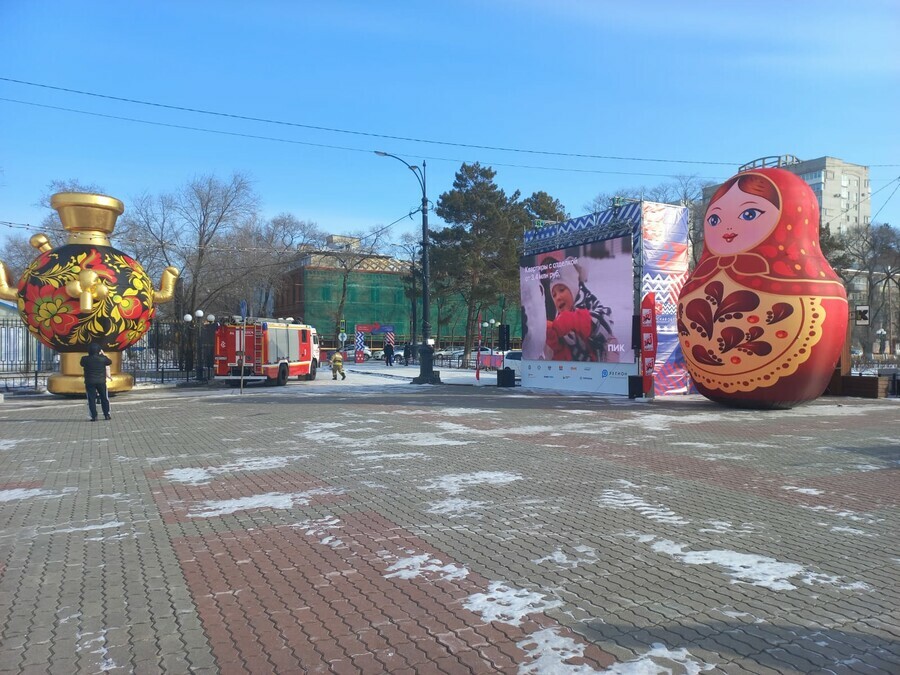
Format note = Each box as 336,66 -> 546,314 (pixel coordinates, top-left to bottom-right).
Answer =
392,232 -> 421,347
836,222 -> 900,356
209,213 -> 324,318
121,173 -> 259,317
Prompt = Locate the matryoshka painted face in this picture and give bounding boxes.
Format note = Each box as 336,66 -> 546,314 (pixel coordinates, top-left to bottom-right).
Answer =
705,178 -> 780,255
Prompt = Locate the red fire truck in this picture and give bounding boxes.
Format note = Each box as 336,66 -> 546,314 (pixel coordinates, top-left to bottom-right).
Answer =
213,318 -> 320,386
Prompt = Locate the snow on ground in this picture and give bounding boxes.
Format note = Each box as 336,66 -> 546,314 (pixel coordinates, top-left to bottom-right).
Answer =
380,549 -> 469,582
598,490 -> 690,526
627,533 -> 871,592
164,455 -> 308,485
188,488 -> 344,518
420,471 -> 524,495
0,486 -> 77,502
463,581 -> 562,626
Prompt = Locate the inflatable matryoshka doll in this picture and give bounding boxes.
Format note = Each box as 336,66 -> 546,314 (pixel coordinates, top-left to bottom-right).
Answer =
0,192 -> 179,395
677,168 -> 848,409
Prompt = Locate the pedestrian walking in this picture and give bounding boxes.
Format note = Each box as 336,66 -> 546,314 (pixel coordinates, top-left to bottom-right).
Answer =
403,343 -> 411,366
330,351 -> 346,380
384,342 -> 395,366
81,343 -> 112,421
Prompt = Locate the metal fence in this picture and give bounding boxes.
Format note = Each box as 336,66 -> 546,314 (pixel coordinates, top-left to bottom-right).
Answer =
0,320 -> 217,392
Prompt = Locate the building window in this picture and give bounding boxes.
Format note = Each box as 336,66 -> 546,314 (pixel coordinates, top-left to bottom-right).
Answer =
841,176 -> 849,187
827,171 -> 835,179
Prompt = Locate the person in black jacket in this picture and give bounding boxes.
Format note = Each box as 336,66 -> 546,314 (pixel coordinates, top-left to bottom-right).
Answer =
383,342 -> 395,367
81,343 -> 112,421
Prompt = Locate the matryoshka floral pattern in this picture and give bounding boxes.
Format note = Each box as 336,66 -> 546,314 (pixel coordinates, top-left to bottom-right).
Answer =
17,244 -> 156,352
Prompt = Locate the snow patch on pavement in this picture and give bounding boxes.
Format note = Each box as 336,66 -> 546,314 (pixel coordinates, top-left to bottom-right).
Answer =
464,581 -> 561,626
381,550 -> 469,581
598,490 -> 689,526
292,516 -> 344,548
189,488 -> 343,518
427,498 -> 487,518
782,485 -> 825,496
421,471 -> 524,495
533,545 -> 599,569
165,455 -> 308,485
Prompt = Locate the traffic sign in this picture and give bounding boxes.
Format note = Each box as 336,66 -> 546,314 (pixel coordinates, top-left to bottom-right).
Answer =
338,331 -> 347,344
855,305 -> 870,325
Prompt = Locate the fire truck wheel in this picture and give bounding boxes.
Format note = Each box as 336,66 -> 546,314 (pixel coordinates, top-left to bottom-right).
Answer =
277,365 -> 288,386
306,360 -> 318,381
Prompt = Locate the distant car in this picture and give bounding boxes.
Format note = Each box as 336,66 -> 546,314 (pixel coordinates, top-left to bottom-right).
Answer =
503,350 -> 522,376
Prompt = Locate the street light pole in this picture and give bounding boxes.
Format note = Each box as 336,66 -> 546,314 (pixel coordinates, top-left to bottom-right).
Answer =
184,309 -> 216,382
375,151 -> 441,384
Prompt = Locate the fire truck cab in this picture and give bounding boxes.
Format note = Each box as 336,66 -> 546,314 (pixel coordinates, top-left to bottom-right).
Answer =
214,318 -> 320,386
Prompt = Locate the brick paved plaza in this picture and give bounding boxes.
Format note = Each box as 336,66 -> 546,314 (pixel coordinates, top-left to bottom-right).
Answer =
1,369 -> 898,674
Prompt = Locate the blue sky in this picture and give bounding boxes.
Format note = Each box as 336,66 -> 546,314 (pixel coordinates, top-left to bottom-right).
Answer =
1,0 -> 898,248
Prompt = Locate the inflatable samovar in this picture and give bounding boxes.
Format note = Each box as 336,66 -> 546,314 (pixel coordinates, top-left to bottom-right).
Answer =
0,192 -> 179,394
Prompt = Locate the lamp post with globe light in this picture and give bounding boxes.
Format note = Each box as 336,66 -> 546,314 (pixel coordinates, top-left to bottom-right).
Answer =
375,150 -> 441,384
481,318 -> 497,352
184,309 -> 216,381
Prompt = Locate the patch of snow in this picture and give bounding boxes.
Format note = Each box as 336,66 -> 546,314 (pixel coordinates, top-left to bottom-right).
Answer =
641,536 -> 871,593
533,545 -> 599,569
51,521 -> 125,534
598,490 -> 689,526
350,450 -> 427,461
799,505 -> 882,524
189,488 -> 343,518
595,642 -> 715,674
427,498 -> 487,518
0,438 -> 54,451
464,582 -> 562,626
421,471 -> 523,495
0,488 -> 54,502
829,526 -> 876,537
698,453 -> 750,461
165,455 -> 307,485
698,521 -> 758,535
382,551 -> 469,581
516,627 -> 600,674
782,486 -> 825,496
292,516 -> 344,548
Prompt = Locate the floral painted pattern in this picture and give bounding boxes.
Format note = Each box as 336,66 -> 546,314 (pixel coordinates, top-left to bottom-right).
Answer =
17,244 -> 155,352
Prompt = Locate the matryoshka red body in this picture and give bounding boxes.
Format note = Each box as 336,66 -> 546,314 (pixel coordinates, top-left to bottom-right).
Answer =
677,168 -> 847,409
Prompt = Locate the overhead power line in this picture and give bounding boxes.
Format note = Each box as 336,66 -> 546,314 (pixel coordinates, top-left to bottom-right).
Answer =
0,76 -> 742,166
0,97 -> 723,182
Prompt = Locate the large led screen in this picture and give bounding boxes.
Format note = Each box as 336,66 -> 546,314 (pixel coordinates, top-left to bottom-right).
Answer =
520,235 -> 634,364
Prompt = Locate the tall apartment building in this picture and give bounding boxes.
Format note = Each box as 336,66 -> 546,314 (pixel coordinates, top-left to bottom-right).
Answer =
701,155 -> 871,235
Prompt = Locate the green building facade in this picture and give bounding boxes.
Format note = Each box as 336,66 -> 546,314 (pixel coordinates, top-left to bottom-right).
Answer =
274,249 -> 521,350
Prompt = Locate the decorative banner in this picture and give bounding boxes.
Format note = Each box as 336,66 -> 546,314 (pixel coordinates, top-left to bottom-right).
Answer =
384,331 -> 395,345
640,202 -> 691,396
640,292 -> 657,394
354,331 -> 365,363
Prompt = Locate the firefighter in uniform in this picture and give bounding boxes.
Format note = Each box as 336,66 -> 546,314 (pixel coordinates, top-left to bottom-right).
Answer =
330,351 -> 346,380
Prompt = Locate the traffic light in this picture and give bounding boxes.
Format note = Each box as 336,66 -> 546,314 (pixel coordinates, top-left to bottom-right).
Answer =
498,324 -> 510,351
339,319 -> 346,332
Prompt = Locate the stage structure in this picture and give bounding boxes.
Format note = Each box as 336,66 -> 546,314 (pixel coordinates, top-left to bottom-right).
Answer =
520,200 -> 690,396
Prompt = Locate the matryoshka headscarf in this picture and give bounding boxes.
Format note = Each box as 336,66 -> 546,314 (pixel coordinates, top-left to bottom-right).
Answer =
683,167 -> 846,299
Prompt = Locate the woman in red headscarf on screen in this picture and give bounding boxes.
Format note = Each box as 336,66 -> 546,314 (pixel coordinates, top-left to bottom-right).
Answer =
676,168 -> 847,409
